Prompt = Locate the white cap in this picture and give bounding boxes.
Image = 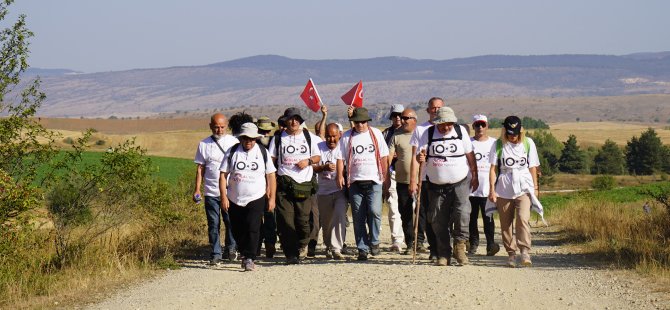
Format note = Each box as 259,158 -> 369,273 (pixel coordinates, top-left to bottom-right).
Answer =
335,123 -> 344,132
390,104 -> 404,114
472,114 -> 488,124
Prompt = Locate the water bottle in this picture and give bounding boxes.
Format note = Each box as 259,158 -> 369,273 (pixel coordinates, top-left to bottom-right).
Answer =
193,193 -> 202,204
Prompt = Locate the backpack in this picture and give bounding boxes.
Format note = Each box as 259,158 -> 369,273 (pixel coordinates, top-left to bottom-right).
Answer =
425,124 -> 465,160
227,142 -> 269,171
270,128 -> 312,164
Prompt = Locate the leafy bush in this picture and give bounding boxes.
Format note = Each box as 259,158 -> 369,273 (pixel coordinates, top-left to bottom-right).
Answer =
591,175 -> 616,190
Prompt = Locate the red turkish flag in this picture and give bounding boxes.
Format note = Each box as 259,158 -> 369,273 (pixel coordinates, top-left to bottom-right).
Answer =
341,80 -> 363,107
299,78 -> 322,112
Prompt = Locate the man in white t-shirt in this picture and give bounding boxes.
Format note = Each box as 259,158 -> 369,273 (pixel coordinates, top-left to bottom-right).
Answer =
193,113 -> 239,265
336,107 -> 389,261
220,123 -> 277,271
408,97 -> 444,259
269,107 -> 321,264
415,107 -> 479,266
382,104 -> 406,252
313,123 -> 347,259
468,114 -> 500,256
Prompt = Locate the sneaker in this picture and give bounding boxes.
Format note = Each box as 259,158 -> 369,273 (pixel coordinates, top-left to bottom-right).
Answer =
370,245 -> 381,256
243,258 -> 255,271
486,243 -> 500,256
227,248 -> 238,261
435,257 -> 450,266
332,250 -> 344,260
265,243 -> 276,258
325,249 -> 333,259
467,244 -> 478,255
507,254 -> 517,268
453,240 -> 469,265
520,253 -> 532,267
208,257 -> 222,266
298,246 -> 308,259
357,251 -> 368,261
389,243 -> 402,253
286,256 -> 300,265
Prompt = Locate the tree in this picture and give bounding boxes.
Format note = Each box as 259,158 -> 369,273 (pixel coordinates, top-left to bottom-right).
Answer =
592,139 -> 625,175
626,128 -> 664,175
558,135 -> 587,173
527,129 -> 563,175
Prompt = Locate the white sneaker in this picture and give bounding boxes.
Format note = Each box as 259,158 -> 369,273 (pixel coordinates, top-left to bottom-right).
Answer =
507,254 -> 517,268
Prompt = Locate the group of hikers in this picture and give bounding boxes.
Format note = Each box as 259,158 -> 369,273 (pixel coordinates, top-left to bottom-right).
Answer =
193,97 -> 542,272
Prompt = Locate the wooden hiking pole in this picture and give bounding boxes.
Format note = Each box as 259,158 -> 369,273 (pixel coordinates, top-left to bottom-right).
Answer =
412,160 -> 425,264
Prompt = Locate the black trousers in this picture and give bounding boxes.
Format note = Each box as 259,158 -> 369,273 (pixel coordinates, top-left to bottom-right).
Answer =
420,182 -> 437,255
228,195 -> 266,260
396,183 -> 415,247
276,190 -> 312,258
469,196 -> 496,249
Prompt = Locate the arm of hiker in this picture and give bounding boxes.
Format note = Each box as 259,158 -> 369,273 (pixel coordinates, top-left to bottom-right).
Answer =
336,159 -> 345,189
488,165 -> 497,203
409,146 -> 419,195
315,105 -> 328,140
466,151 -> 479,192
193,164 -> 204,202
219,172 -> 229,213
383,150 -> 394,198
266,172 -> 276,212
529,166 -> 538,196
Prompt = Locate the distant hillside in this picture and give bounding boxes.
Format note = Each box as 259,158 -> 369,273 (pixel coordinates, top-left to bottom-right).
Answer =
26,53 -> 670,118
25,68 -> 82,77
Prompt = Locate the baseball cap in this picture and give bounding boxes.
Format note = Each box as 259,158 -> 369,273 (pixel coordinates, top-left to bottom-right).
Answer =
503,116 -> 522,135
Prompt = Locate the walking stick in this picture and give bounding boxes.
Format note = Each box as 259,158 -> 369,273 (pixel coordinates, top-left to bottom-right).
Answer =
412,161 -> 424,264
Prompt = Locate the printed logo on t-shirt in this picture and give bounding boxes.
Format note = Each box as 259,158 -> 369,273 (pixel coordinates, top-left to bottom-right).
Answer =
430,143 -> 459,156
504,156 -> 528,168
352,143 -> 376,154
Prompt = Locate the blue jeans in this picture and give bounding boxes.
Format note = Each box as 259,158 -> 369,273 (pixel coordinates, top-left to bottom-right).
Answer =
204,196 -> 236,259
348,181 -> 382,253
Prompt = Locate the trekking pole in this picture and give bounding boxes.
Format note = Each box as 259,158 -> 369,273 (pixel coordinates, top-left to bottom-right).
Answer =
412,161 -> 424,264
534,170 -> 541,226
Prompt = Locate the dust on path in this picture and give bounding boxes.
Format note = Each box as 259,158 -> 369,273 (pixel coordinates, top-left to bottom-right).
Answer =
86,223 -> 669,310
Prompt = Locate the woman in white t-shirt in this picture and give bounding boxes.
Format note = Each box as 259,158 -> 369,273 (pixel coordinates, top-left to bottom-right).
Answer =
488,116 -> 540,268
220,123 -> 277,272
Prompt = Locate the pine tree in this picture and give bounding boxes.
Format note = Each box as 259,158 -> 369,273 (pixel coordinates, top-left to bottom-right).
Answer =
626,128 -> 663,175
527,129 -> 562,175
558,135 -> 587,174
592,139 -> 625,175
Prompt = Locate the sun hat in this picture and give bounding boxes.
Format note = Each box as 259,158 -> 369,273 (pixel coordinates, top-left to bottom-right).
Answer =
256,116 -> 276,131
503,116 -> 522,135
472,114 -> 488,125
349,107 -> 372,122
282,107 -> 304,124
237,122 -> 262,139
389,104 -> 404,119
432,107 -> 458,124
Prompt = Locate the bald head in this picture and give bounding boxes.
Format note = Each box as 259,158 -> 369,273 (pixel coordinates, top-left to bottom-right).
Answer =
325,123 -> 341,149
401,108 -> 418,132
210,113 -> 227,125
209,113 -> 228,138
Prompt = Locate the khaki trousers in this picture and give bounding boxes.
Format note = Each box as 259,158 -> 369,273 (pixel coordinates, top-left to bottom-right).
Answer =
496,195 -> 531,255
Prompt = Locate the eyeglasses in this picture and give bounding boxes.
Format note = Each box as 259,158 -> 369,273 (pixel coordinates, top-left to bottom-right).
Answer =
473,123 -> 487,129
354,121 -> 368,125
400,116 -> 416,121
390,113 -> 402,118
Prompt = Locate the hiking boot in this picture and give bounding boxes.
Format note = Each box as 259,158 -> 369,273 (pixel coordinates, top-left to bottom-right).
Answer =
357,251 -> 368,261
227,247 -> 238,261
520,253 -> 532,267
243,258 -> 255,271
307,245 -> 316,258
389,243 -> 403,253
416,243 -> 428,253
286,256 -> 300,265
265,243 -> 276,258
208,257 -> 222,266
370,244 -> 381,256
453,240 -> 469,265
332,250 -> 344,260
467,243 -> 478,255
507,254 -> 517,268
435,257 -> 450,266
486,243 -> 500,256
325,249 -> 333,259
298,246 -> 308,259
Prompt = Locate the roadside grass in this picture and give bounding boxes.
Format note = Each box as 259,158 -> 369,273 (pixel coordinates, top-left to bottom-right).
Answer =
546,182 -> 670,281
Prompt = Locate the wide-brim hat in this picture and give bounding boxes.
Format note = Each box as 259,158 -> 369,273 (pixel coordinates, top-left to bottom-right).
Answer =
389,104 -> 404,119
256,116 -> 276,131
349,107 -> 372,122
237,122 -> 262,139
432,107 -> 458,124
283,107 -> 304,124
503,115 -> 522,135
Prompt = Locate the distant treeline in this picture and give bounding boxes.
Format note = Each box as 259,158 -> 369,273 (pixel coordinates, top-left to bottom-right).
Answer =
488,117 -> 550,129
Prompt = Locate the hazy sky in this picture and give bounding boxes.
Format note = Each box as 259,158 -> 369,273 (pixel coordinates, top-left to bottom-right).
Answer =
8,0 -> 670,73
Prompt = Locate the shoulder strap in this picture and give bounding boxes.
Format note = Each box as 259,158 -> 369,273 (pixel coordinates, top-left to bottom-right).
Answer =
427,125 -> 436,156
302,128 -> 312,154
211,135 -> 225,154
272,130 -> 283,163
258,143 -> 268,169
454,124 -> 462,140
523,137 -> 530,164
496,139 -> 503,160
227,143 -> 241,168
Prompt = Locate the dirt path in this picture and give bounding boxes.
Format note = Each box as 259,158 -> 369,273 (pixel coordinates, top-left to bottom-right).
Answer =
87,221 -> 669,310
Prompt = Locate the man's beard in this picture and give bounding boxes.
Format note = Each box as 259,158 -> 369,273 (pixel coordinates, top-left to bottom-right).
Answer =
212,134 -> 222,140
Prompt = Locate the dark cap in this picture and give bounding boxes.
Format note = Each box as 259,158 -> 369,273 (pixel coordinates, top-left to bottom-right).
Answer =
503,116 -> 522,135
282,107 -> 304,124
349,107 -> 372,122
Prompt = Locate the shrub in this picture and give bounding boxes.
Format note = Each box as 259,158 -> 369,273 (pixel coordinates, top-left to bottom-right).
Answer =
592,175 -> 616,190
95,139 -> 105,146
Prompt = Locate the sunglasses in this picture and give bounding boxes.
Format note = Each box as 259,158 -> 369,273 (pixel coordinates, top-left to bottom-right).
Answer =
473,123 -> 487,129
354,121 -> 368,125
400,116 -> 416,121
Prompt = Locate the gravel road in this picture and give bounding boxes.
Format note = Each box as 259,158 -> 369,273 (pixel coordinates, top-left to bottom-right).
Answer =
87,221 -> 669,310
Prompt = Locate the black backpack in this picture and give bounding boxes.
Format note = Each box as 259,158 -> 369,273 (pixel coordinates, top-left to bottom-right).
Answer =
227,143 -> 269,171
425,125 -> 465,160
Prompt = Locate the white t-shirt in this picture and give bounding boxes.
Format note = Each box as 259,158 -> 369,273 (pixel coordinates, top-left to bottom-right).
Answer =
417,125 -> 473,185
410,121 -> 432,181
269,130 -> 321,183
194,135 -> 239,197
489,137 -> 540,199
316,141 -> 342,195
470,137 -> 496,197
220,144 -> 276,207
337,127 -> 390,184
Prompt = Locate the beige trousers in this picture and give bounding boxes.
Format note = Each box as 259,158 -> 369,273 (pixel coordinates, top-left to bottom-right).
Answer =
496,195 -> 531,255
